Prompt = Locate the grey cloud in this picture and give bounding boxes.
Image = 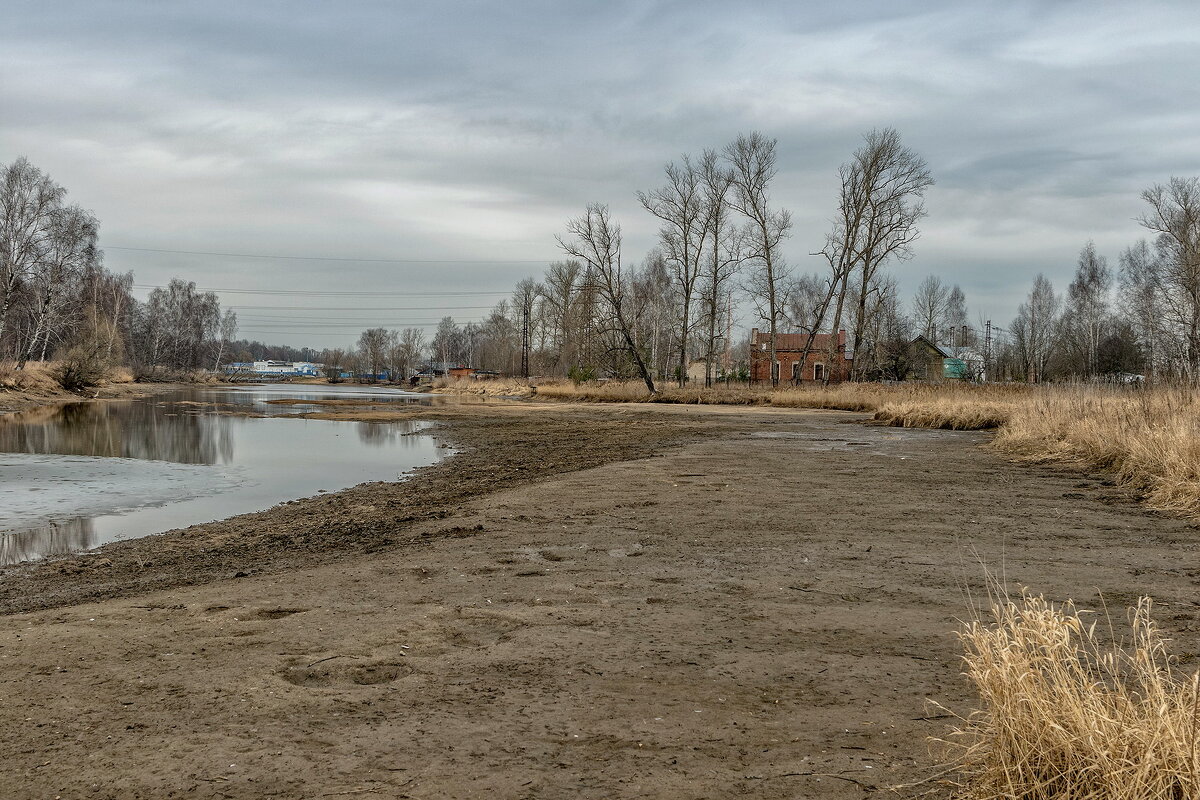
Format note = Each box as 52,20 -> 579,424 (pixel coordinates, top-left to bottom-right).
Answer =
3,0 -> 1199,345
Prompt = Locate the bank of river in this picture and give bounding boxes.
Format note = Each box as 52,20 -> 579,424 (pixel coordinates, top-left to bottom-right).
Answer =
0,384 -> 446,566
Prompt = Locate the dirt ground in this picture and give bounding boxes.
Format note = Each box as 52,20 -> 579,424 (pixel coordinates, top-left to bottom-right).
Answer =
2,399 -> 1200,799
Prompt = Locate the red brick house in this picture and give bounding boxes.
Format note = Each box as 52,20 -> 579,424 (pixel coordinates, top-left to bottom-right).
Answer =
749,329 -> 853,384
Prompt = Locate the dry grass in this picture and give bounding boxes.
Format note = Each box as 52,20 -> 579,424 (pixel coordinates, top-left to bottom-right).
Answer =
0,360 -> 66,393
994,386 -> 1200,516
945,591 -> 1200,800
530,379 -> 1026,427
430,376 -> 535,397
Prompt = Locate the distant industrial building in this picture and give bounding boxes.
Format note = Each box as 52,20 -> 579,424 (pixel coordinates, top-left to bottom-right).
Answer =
223,361 -> 322,377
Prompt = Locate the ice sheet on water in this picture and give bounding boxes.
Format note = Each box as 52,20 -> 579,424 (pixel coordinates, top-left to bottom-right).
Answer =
0,453 -> 243,534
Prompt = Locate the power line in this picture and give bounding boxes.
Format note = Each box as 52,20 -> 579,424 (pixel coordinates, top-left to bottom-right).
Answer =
133,284 -> 510,297
233,321 -> 481,328
110,245 -> 549,264
228,305 -> 498,311
238,314 -> 490,321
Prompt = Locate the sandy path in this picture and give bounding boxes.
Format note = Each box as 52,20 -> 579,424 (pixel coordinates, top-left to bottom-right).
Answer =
2,405 -> 1198,799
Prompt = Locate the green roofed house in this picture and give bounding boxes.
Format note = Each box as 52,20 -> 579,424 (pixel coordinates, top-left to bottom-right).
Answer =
906,335 -> 950,382
905,335 -> 985,382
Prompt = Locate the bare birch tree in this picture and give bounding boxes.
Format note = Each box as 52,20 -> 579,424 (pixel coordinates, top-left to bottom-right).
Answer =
1138,176 -> 1200,376
725,132 -> 791,386
18,204 -> 98,367
911,275 -> 950,340
212,309 -> 238,370
1062,241 -> 1111,377
638,155 -> 709,385
1,158 -> 65,348
1011,274 -> 1061,382
1118,240 -> 1165,378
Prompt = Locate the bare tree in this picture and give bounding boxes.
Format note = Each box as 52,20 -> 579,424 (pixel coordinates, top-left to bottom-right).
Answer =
211,309 -> 238,371
1138,176 -> 1200,376
944,285 -> 968,344
639,154 -> 709,385
356,327 -> 393,381
18,203 -> 98,368
1062,241 -> 1112,377
697,149 -> 744,386
845,129 -> 933,375
557,204 -> 655,393
798,129 -> 931,383
390,327 -> 426,381
1118,240 -> 1165,378
910,275 -> 950,340
540,260 -> 586,374
725,132 -> 791,386
1011,274 -> 1061,382
1,158 -> 66,348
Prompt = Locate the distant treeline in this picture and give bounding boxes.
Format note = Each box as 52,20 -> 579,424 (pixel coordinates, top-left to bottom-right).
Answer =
336,134 -> 1199,387
1,157 -> 238,379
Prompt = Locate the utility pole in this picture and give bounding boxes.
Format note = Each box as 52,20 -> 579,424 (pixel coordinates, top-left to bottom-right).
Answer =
521,299 -> 530,379
724,294 -> 733,384
984,320 -> 992,382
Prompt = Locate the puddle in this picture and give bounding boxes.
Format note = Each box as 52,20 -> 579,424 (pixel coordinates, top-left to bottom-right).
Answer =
750,422 -> 979,458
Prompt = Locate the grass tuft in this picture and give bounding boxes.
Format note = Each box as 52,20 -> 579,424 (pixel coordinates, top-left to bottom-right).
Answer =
945,591 -> 1200,800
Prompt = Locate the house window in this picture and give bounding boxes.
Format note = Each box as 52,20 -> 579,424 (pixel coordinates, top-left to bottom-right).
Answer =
814,363 -> 825,381
791,361 -> 800,381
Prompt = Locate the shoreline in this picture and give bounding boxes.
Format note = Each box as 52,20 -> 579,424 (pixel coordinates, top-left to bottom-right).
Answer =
0,399 -> 710,614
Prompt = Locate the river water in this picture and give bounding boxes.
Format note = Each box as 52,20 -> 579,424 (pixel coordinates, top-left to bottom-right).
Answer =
0,385 -> 445,567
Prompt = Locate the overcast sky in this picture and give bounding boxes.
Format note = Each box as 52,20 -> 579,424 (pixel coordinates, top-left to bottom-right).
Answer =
4,1 -> 1199,348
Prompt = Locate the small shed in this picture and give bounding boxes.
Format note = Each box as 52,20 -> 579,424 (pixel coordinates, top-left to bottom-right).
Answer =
906,336 -> 951,382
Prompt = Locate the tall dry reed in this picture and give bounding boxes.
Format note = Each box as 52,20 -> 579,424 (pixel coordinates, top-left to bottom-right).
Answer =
995,385 -> 1200,516
946,592 -> 1200,800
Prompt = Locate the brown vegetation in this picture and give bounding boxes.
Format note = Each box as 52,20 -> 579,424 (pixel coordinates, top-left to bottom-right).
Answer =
530,378 -> 1024,424
996,386 -> 1200,517
520,380 -> 1200,518
946,592 -> 1200,800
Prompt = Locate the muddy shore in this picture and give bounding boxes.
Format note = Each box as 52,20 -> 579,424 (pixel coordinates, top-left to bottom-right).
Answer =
2,398 -> 1199,798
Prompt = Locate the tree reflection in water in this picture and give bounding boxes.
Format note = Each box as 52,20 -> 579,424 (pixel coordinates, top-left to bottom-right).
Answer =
356,420 -> 423,446
0,517 -> 100,566
0,398 -> 235,465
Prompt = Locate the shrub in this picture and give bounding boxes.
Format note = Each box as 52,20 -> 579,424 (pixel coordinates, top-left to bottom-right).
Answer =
53,309 -> 123,392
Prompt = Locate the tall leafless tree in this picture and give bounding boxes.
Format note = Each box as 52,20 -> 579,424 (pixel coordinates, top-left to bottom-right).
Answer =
1,158 -> 66,348
1118,240 -> 1165,378
910,275 -> 950,341
639,154 -> 710,385
1011,274 -> 1061,383
557,204 -> 655,393
18,204 -> 99,368
1062,241 -> 1112,377
697,149 -> 744,386
1138,176 -> 1200,376
725,132 -> 791,386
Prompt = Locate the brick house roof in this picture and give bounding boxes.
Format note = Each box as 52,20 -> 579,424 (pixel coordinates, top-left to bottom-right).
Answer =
750,330 -> 848,355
